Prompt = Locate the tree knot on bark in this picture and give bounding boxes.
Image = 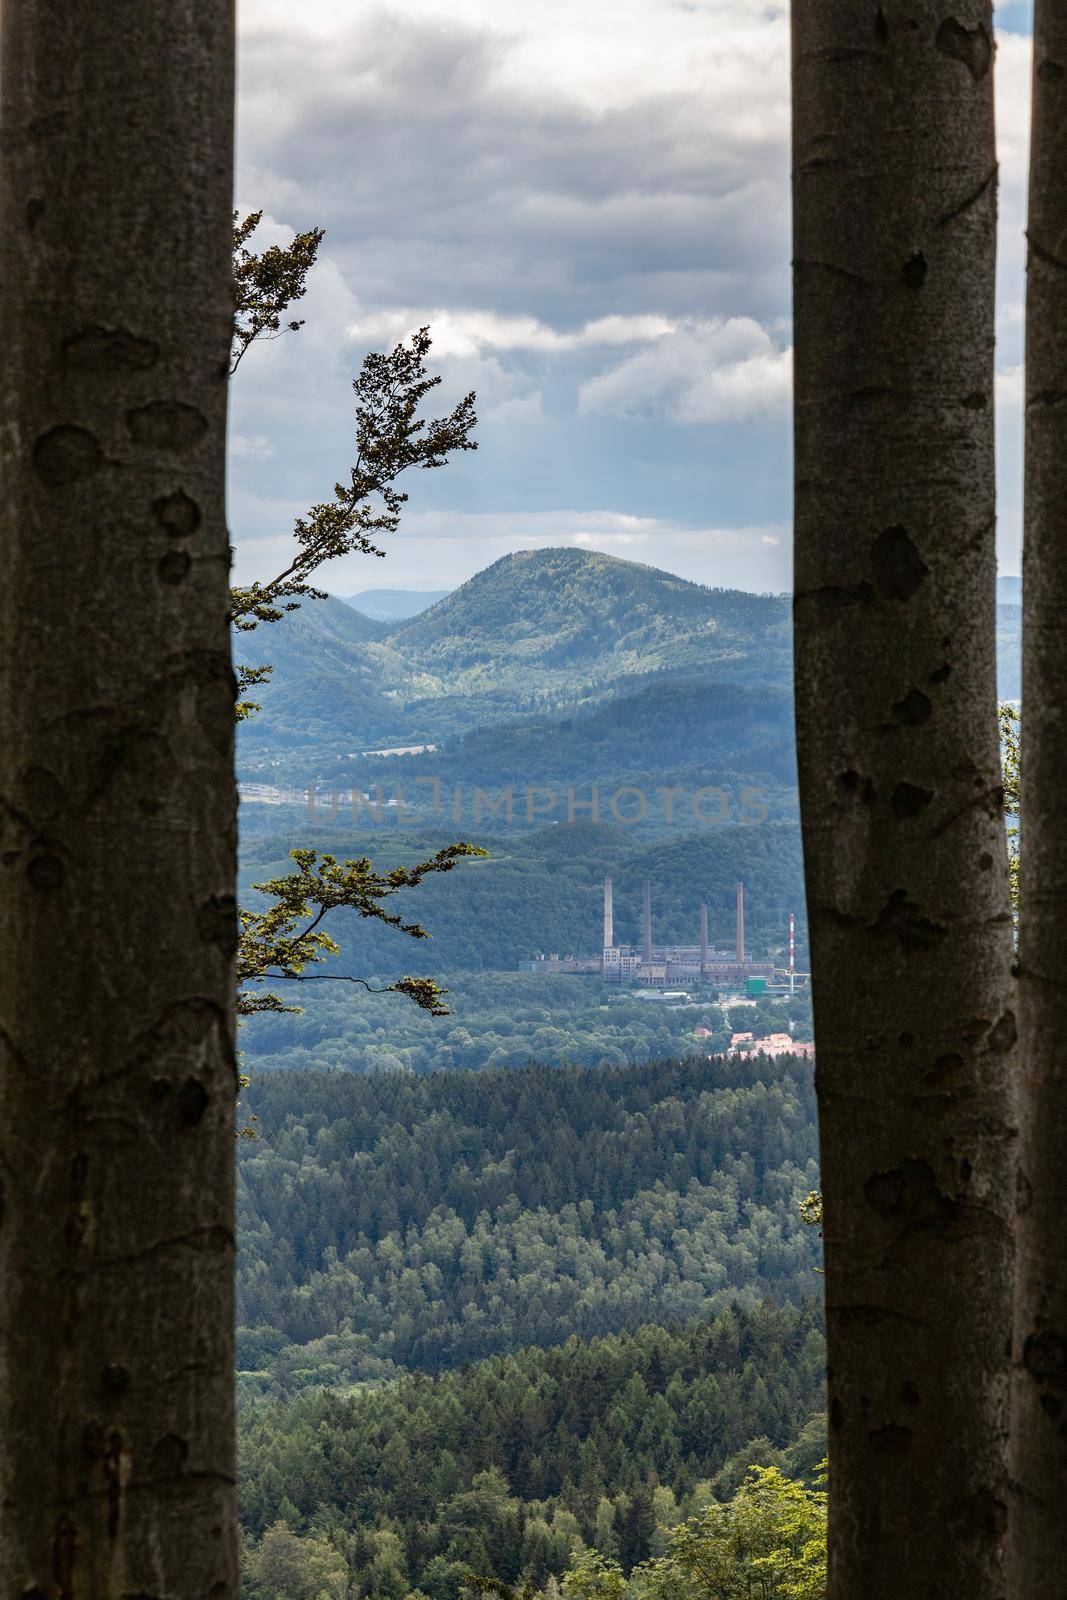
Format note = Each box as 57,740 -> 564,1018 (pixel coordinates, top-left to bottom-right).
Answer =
158,550 -> 192,585
871,889 -> 946,950
61,327 -> 160,373
127,401 -> 208,451
892,687 -> 933,726
891,782 -> 934,819
33,425 -> 103,486
871,525 -> 928,600
795,582 -> 875,611
26,854 -> 65,891
175,1077 -> 210,1127
983,1010 -> 1016,1054
922,1052 -> 964,1087
864,1158 -> 956,1223
197,894 -> 238,955
1022,1329 -> 1067,1390
152,491 -> 201,538
149,1433 -> 189,1478
839,770 -> 877,805
935,18 -> 992,80
901,252 -> 927,290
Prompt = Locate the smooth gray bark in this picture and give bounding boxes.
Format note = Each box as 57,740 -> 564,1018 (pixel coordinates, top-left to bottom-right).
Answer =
791,4 -> 1016,1595
0,4 -> 238,1595
1012,4 -> 1067,1590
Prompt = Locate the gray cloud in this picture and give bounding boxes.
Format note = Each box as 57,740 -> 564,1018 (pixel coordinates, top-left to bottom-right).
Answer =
238,13 -> 790,328
230,3 -> 1031,590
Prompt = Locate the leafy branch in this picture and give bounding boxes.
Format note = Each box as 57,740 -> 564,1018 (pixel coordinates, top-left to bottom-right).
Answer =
229,212 -> 481,1033
229,317 -> 477,633
232,209 -> 325,375
238,845 -> 488,1020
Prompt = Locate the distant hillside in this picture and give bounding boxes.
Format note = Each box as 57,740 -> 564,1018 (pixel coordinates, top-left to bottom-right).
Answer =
342,586 -> 449,620
237,548 -> 795,786
237,1055 -> 821,1379
391,548 -> 790,689
342,677 -> 797,797
234,594 -> 445,758
997,603 -> 1021,699
239,818 -> 805,980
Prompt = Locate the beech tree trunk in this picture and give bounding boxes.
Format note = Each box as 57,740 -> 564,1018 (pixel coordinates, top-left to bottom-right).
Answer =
0,5 -> 238,1596
1011,4 -> 1067,1590
791,4 -> 1016,1596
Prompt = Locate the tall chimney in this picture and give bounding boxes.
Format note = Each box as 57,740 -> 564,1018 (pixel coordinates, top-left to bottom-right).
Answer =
603,876 -> 614,950
736,881 -> 745,963
700,902 -> 709,972
643,880 -> 653,965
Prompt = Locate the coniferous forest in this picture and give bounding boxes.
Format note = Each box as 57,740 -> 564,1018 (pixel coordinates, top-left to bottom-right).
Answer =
235,1054 -> 825,1598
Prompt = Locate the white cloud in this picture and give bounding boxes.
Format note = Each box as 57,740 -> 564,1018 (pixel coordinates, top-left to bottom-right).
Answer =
229,432 -> 276,461
578,317 -> 791,423
343,307 -> 675,356
996,364 -> 1024,412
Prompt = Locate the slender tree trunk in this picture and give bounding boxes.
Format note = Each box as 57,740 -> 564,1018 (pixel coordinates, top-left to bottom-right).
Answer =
1011,5 -> 1067,1590
791,4 -> 1016,1596
0,5 -> 237,1596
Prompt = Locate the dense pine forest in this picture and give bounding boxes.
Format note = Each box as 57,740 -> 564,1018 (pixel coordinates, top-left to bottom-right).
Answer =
236,1053 -> 824,1599
239,1302 -> 826,1600
238,1057 -> 820,1389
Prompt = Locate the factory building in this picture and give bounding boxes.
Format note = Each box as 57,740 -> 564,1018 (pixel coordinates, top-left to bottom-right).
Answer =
524,879 -> 779,987
600,877 -> 774,987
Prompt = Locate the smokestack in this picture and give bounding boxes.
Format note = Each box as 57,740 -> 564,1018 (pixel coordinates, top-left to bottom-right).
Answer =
789,910 -> 795,995
700,902 -> 709,972
643,880 -> 653,965
604,877 -> 614,950
736,882 -> 745,963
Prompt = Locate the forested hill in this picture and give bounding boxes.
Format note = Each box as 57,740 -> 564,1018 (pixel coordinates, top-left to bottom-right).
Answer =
236,1054 -> 820,1389
235,548 -> 795,784
388,548 -> 790,687
239,1302 -> 826,1600
238,819 -> 806,979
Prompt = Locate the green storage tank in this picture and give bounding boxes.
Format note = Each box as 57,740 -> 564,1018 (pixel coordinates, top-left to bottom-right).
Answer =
745,976 -> 768,997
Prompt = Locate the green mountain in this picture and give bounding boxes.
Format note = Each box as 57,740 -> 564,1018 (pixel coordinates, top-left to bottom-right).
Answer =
235,594 -> 443,757
389,548 -> 790,689
236,548 -> 795,788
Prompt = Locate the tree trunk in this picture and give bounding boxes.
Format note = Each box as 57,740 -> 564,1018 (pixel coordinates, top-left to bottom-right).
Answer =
791,4 -> 1015,1596
1011,4 -> 1067,1590
0,5 -> 238,1596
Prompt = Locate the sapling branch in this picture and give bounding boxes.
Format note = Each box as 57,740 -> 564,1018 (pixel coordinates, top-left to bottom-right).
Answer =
229,213 -> 481,1039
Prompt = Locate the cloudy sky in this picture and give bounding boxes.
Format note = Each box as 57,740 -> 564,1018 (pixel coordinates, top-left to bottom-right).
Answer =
230,0 -> 1033,597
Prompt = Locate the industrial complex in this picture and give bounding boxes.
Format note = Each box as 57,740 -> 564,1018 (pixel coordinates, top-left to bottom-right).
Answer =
525,878 -> 783,990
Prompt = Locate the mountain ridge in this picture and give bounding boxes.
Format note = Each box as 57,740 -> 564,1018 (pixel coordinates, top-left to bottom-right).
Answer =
236,547 -> 795,781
